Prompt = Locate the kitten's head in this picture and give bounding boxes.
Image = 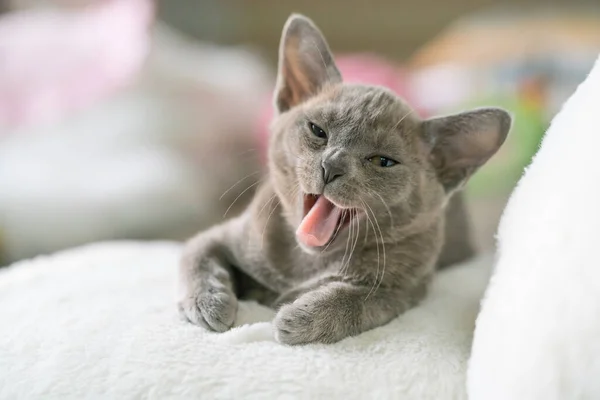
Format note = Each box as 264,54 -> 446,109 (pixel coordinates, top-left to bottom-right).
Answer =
269,14 -> 511,253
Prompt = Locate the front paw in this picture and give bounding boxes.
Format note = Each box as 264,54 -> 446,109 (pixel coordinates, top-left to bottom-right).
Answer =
179,278 -> 238,332
273,293 -> 344,345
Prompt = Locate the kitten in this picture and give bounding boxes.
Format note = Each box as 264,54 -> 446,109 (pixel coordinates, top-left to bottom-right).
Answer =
178,14 -> 511,345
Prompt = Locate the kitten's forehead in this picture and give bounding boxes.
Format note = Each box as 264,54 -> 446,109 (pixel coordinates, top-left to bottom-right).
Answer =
309,84 -> 416,132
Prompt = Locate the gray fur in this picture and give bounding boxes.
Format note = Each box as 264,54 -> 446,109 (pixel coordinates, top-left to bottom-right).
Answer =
178,14 -> 511,345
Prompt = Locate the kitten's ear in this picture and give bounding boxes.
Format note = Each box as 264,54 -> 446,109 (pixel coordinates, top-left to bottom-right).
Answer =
422,108 -> 512,192
274,14 -> 342,113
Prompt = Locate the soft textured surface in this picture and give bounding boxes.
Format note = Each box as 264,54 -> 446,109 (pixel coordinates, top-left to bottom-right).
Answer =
0,241 -> 492,399
468,55 -> 600,399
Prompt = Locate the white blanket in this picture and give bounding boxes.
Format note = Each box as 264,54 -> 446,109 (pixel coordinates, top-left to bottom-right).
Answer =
0,241 -> 492,399
467,55 -> 600,399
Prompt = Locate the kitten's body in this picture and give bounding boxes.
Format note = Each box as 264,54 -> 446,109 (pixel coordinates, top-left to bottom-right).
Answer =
179,15 -> 510,345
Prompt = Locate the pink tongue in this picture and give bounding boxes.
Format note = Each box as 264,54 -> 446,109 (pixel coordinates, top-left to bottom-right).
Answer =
296,196 -> 343,247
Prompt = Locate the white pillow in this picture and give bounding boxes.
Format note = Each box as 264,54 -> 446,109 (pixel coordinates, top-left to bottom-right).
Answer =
0,241 -> 492,399
468,54 -> 600,399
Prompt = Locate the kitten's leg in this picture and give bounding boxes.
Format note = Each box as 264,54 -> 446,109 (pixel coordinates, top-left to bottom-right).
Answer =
273,281 -> 427,345
270,275 -> 341,308
178,218 -> 243,332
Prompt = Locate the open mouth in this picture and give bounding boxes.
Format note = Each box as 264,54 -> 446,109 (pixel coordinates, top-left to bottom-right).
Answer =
296,193 -> 358,248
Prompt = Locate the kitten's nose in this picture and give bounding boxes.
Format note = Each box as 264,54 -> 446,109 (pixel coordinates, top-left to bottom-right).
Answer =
321,159 -> 345,185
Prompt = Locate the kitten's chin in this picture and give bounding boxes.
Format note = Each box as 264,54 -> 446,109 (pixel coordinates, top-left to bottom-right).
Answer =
295,193 -> 360,251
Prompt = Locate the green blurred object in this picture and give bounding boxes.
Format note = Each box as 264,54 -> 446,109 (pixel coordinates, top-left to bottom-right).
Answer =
464,93 -> 546,197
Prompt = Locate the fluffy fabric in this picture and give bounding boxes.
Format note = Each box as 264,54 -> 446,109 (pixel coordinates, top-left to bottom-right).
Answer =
468,55 -> 600,399
0,242 -> 492,399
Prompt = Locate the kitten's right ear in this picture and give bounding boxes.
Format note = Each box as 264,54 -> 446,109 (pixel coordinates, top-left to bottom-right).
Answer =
274,14 -> 342,113
422,107 -> 512,193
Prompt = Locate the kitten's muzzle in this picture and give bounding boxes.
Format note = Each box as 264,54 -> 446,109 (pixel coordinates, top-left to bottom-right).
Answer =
321,151 -> 347,185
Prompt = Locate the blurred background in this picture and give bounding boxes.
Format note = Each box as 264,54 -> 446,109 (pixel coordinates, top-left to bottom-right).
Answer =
0,0 -> 599,265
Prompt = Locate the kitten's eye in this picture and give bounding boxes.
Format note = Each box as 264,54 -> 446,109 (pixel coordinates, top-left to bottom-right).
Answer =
308,122 -> 327,139
368,156 -> 398,168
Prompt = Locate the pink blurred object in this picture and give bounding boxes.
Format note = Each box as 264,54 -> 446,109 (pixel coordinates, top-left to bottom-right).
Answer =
0,0 -> 154,130
256,54 -> 423,163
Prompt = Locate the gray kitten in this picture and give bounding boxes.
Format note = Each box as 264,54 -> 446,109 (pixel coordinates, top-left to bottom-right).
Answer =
178,14 -> 511,345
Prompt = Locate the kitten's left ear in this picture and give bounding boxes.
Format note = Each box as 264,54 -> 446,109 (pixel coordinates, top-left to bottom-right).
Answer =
274,14 -> 342,113
422,107 -> 512,192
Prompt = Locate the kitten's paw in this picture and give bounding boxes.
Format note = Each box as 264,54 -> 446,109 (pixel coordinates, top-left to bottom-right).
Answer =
179,282 -> 238,332
273,303 -> 312,345
273,295 -> 336,345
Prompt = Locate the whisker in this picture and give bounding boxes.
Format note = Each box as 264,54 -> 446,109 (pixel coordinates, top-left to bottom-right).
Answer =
261,199 -> 280,250
364,201 -> 386,300
223,180 -> 261,218
257,193 -> 277,219
365,187 -> 394,227
289,183 -> 302,199
290,150 -> 311,163
339,210 -> 352,274
342,211 -> 360,278
219,171 -> 261,200
362,199 -> 380,301
339,212 -> 354,277
345,210 -> 357,277
260,181 -> 301,249
363,220 -> 370,246
392,109 -> 414,131
363,200 -> 386,301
